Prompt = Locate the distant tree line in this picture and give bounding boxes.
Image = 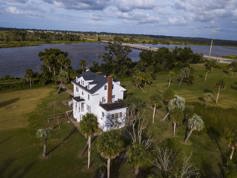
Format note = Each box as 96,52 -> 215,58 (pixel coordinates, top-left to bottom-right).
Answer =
0,30 -> 81,42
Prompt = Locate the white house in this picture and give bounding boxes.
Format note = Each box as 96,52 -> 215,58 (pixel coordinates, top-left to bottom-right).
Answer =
72,70 -> 127,131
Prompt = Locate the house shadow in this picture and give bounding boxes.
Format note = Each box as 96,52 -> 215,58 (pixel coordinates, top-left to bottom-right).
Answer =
47,127 -> 77,155
0,98 -> 19,108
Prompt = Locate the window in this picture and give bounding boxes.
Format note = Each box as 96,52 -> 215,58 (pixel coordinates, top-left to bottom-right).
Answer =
104,85 -> 107,90
102,97 -> 106,103
81,103 -> 84,112
115,113 -> 119,119
88,94 -> 90,100
82,91 -> 84,95
102,112 -> 104,117
87,105 -> 91,113
112,95 -> 115,98
76,87 -> 79,92
119,112 -> 122,117
111,114 -> 115,119
112,84 -> 114,89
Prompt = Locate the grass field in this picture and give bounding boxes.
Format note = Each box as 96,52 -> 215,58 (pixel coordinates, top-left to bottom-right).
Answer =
0,64 -> 237,178
0,88 -> 52,130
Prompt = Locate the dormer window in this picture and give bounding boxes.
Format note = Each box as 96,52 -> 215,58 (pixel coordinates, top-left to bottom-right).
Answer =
104,85 -> 107,90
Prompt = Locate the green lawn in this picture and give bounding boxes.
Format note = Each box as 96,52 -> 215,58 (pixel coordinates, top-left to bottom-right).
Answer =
0,64 -> 237,178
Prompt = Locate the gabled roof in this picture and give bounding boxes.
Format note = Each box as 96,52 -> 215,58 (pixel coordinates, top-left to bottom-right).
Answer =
73,71 -> 107,94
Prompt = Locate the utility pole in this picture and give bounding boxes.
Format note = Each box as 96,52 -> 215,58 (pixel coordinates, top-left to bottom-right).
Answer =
209,39 -> 213,57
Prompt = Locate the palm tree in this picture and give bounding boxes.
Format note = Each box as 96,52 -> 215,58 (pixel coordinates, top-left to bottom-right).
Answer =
150,93 -> 163,124
215,80 -> 225,104
80,113 -> 99,168
96,130 -> 124,178
168,71 -> 175,88
162,95 -> 185,121
226,131 -> 237,160
25,69 -> 33,88
79,59 -> 87,73
178,67 -> 191,87
170,108 -> 184,136
36,128 -> 51,158
184,114 -> 204,143
57,70 -> 69,93
128,143 -> 150,175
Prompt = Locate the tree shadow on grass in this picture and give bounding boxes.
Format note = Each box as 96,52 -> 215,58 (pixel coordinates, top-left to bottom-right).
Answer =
111,152 -> 127,178
207,127 -> 227,177
0,98 -> 19,108
93,153 -> 126,178
47,127 -> 78,155
0,136 -> 13,145
0,159 -> 35,178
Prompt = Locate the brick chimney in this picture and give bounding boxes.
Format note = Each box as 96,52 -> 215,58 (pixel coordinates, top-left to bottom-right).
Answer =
107,75 -> 113,103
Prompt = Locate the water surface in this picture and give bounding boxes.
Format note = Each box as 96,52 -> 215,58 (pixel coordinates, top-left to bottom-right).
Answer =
0,42 -> 237,77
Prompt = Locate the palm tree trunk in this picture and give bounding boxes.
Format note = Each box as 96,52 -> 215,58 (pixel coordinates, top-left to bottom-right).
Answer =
173,121 -> 176,136
168,78 -> 171,88
184,128 -> 194,143
107,158 -> 111,178
87,136 -> 91,169
152,104 -> 156,124
135,165 -> 139,175
204,71 -> 208,81
215,86 -> 221,104
43,138 -> 47,158
162,112 -> 169,121
230,146 -> 235,160
179,77 -> 184,87
30,78 -> 32,88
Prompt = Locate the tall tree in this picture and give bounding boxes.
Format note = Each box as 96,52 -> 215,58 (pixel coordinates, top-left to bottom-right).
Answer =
56,70 -> 69,93
184,114 -> 204,143
226,131 -> 237,160
132,69 -> 153,89
36,128 -> 51,158
102,42 -> 132,77
168,71 -> 176,88
127,116 -> 151,175
25,69 -> 33,88
39,48 -> 71,82
170,108 -> 184,136
79,59 -> 87,73
177,67 -> 193,87
80,113 -> 99,168
154,148 -> 199,178
150,93 -> 163,124
215,79 -> 225,104
96,130 -> 124,178
162,95 -> 185,121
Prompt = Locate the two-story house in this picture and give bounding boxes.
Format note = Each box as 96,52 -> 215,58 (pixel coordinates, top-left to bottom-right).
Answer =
72,70 -> 127,131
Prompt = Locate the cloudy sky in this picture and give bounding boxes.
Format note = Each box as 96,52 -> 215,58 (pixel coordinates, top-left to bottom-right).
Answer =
0,0 -> 237,40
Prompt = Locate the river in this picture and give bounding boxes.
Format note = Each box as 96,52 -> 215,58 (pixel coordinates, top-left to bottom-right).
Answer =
0,42 -> 237,77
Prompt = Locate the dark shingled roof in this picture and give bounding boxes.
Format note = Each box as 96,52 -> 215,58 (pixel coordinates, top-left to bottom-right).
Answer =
73,96 -> 85,102
100,102 -> 126,111
73,71 -> 107,94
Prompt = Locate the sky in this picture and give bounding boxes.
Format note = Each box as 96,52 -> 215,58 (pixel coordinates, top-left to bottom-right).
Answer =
0,0 -> 237,40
